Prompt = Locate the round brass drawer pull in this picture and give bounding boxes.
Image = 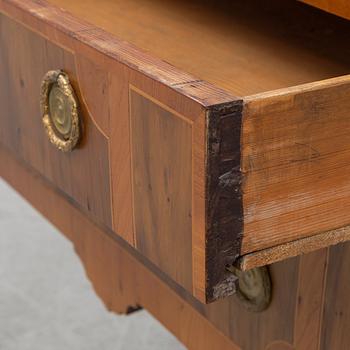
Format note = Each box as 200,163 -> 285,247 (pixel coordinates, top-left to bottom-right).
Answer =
40,70 -> 81,152
229,266 -> 272,312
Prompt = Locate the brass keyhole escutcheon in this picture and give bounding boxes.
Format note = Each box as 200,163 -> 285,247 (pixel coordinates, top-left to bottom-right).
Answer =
40,70 -> 81,152
228,266 -> 272,312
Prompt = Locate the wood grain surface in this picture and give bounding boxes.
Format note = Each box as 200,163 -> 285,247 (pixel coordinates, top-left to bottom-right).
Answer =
0,146 -> 238,350
46,0 -> 350,96
130,88 -> 193,291
294,249 -> 328,350
3,145 -> 350,350
301,0 -> 350,20
0,0 -> 238,302
320,242 -> 350,349
0,146 -> 300,350
0,0 -> 236,106
39,0 -> 350,267
242,77 -> 350,256
240,224 -> 350,270
0,14 -> 112,227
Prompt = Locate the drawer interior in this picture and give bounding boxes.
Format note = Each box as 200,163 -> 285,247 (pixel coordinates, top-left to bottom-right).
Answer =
47,0 -> 350,96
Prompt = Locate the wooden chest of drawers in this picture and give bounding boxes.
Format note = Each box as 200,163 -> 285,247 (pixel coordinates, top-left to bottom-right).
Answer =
1,0 -> 350,348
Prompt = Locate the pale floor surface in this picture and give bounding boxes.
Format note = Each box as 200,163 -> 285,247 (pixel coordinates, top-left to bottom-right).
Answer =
0,179 -> 185,350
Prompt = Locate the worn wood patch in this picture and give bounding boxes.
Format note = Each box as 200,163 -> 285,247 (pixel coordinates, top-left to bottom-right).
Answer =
206,100 -> 243,302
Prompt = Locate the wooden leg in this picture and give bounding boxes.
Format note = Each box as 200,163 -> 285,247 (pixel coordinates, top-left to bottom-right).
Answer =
71,245 -> 142,315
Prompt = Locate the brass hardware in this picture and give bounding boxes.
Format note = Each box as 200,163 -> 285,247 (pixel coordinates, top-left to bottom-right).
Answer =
228,266 -> 272,312
40,70 -> 80,152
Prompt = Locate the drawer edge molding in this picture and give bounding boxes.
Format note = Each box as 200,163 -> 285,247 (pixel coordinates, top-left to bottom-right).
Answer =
240,224 -> 350,270
0,0 -> 239,107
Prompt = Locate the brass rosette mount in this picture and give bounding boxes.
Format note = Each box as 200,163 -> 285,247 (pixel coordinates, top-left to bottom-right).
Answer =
40,70 -> 81,152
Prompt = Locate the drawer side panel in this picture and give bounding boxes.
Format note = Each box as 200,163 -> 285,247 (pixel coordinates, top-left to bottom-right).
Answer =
242,76 -> 350,257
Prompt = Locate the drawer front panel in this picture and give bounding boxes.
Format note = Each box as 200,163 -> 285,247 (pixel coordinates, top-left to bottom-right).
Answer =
0,14 -> 113,227
0,0 -> 248,303
130,88 -> 193,291
0,4 -> 227,303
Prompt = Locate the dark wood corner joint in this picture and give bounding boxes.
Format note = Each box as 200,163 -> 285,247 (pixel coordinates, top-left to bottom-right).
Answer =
206,100 -> 244,302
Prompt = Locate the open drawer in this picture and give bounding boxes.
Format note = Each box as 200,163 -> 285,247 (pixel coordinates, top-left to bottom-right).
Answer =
1,0 -> 350,303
